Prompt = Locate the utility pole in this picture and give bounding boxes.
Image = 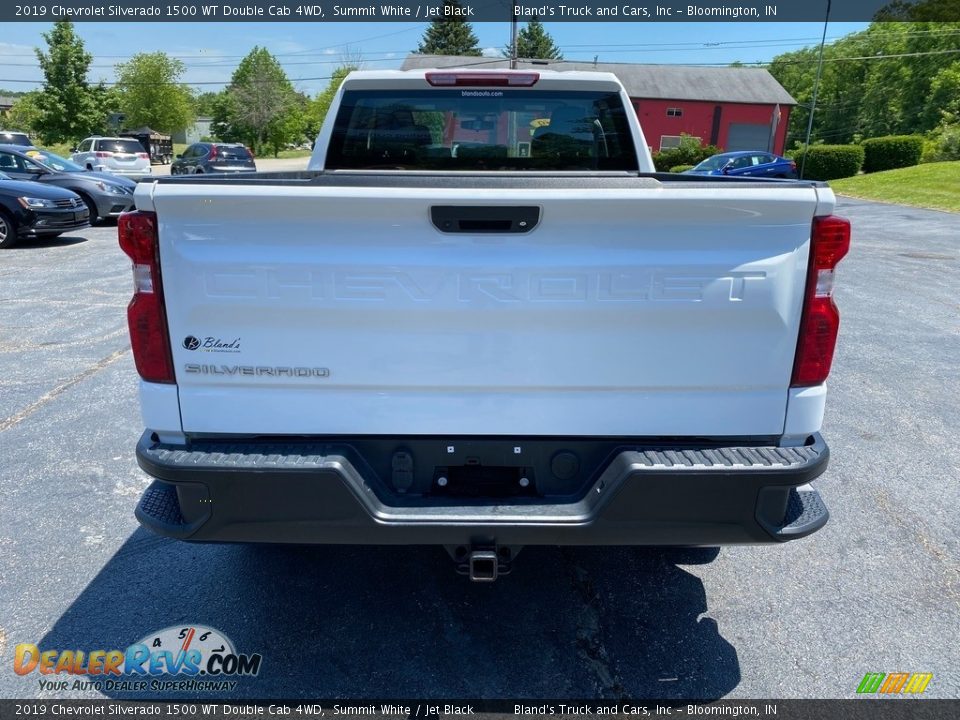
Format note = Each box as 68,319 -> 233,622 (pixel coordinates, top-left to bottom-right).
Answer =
510,11 -> 518,69
800,0 -> 832,179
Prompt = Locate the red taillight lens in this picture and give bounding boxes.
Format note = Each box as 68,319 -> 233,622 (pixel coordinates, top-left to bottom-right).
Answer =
790,160 -> 797,172
425,72 -> 540,87
208,145 -> 218,160
95,151 -> 113,158
138,152 -> 149,159
118,210 -> 175,384
791,215 -> 851,387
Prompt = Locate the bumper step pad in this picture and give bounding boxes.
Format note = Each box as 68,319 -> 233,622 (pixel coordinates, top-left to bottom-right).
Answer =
778,486 -> 829,538
135,481 -> 184,529
135,479 -> 211,539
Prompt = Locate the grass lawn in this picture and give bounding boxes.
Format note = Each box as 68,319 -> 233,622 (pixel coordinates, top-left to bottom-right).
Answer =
272,148 -> 312,159
830,162 -> 960,213
42,142 -> 76,158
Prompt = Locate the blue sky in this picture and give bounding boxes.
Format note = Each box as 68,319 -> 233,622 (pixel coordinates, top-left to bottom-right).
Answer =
2,21 -> 869,96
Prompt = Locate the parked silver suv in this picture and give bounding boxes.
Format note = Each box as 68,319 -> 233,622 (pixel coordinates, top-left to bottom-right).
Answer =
71,137 -> 152,177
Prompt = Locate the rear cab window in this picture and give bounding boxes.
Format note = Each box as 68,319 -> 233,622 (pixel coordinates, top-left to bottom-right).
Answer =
326,88 -> 638,172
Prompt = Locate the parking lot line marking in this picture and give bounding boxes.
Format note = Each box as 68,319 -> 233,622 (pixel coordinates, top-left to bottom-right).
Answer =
0,326 -> 128,354
0,347 -> 129,434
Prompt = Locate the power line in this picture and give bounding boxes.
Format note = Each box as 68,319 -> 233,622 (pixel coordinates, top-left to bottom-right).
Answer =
0,39 -> 831,69
3,45 -> 958,88
567,26 -> 960,46
770,47 -> 960,64
4,25 -> 958,62
6,30 -> 960,69
0,24 -> 429,60
4,36 -> 953,71
0,53 -> 408,69
0,75 -> 337,86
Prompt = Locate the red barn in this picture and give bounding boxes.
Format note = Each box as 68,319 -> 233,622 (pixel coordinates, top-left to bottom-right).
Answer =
401,56 -> 795,155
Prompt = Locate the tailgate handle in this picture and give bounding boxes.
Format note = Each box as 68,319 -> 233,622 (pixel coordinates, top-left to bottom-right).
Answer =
431,206 -> 540,234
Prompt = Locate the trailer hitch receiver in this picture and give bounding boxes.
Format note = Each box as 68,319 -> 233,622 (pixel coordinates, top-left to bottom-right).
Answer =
468,550 -> 498,582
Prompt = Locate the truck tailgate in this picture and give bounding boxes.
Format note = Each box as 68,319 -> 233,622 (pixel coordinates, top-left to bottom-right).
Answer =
145,178 -> 826,437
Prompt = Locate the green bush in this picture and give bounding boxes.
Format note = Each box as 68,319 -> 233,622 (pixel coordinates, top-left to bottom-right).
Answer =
861,135 -> 924,173
922,124 -> 960,162
793,145 -> 864,181
670,164 -> 695,173
651,134 -> 722,172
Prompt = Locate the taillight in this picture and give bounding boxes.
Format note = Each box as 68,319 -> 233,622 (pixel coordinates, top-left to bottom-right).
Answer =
791,215 -> 851,387
118,210 -> 175,384
208,145 -> 218,160
138,152 -> 149,159
790,160 -> 797,173
95,151 -> 113,158
425,72 -> 540,87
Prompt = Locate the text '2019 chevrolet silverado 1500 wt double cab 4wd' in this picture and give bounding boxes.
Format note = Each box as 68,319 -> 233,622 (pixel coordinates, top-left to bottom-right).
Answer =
122,70 -> 849,580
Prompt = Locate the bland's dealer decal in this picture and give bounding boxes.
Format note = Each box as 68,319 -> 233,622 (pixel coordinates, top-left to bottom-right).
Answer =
183,335 -> 241,353
14,625 -> 261,692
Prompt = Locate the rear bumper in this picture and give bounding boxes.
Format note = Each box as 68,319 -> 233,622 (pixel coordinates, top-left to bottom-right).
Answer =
134,432 -> 830,546
97,166 -> 151,177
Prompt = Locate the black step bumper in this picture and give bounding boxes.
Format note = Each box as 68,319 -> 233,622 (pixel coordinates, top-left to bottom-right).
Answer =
134,432 -> 830,546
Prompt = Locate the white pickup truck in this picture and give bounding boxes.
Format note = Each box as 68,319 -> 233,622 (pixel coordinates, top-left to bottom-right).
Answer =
122,69 -> 849,580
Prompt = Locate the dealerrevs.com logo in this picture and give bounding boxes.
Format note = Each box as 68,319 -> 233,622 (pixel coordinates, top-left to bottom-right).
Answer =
14,625 -> 262,693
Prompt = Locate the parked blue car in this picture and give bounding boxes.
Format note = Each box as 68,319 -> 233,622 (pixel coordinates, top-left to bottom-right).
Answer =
684,151 -> 797,179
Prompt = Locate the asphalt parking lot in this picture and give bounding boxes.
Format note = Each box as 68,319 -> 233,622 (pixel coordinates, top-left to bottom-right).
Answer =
0,197 -> 958,701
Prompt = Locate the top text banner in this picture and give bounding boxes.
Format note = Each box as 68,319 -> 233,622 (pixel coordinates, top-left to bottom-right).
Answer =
5,0 -> 960,23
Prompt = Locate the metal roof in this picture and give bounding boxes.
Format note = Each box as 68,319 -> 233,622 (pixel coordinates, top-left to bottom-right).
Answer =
399,55 -> 796,105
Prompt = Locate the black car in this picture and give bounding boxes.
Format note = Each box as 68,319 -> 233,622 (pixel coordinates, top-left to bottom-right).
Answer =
0,172 -> 90,248
171,142 -> 256,174
0,145 -> 136,223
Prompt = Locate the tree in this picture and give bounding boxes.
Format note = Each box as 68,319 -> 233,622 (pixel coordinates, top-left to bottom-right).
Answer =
91,82 -> 123,132
215,47 -> 300,155
33,21 -> 101,143
114,53 -> 194,133
6,92 -> 43,134
924,62 -> 960,127
266,92 -> 309,156
504,20 -> 563,60
305,65 -> 356,142
416,1 -> 482,56
874,0 -> 960,21
209,92 -> 236,143
193,91 -> 222,117
768,21 -> 960,145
